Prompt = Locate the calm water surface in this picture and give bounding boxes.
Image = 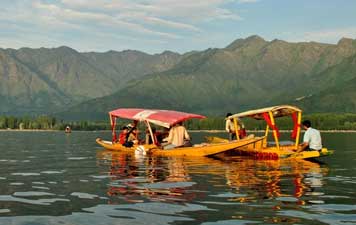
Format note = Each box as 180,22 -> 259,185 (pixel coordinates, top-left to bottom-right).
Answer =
0,131 -> 355,225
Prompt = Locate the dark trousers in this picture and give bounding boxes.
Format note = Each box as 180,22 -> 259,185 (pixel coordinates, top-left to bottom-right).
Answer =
229,132 -> 236,141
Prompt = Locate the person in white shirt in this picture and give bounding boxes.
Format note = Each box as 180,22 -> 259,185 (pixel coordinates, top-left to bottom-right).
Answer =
225,113 -> 246,140
225,113 -> 235,140
299,120 -> 322,152
163,122 -> 190,150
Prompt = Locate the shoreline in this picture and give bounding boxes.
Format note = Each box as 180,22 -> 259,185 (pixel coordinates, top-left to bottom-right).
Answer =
189,130 -> 356,133
1,129 -> 356,133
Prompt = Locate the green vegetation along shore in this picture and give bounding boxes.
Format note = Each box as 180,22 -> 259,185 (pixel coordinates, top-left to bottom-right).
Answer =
1,113 -> 356,131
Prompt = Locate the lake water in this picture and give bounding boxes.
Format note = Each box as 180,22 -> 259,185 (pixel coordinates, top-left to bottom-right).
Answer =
0,131 -> 355,225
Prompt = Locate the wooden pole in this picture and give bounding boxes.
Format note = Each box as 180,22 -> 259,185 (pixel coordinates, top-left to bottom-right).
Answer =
263,124 -> 269,148
295,111 -> 302,148
233,118 -> 240,140
145,121 -> 155,145
268,111 -> 279,150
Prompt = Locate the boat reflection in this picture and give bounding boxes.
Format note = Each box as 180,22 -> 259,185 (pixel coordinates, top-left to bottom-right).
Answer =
223,157 -> 328,204
96,151 -> 328,205
97,151 -> 196,204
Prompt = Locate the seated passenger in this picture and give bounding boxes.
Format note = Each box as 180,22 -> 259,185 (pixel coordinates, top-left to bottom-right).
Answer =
238,120 -> 247,139
118,126 -> 129,144
128,127 -> 139,144
163,122 -> 191,150
123,127 -> 139,147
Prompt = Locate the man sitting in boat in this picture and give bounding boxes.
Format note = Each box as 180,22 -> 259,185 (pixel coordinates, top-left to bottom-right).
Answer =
298,120 -> 322,152
163,122 -> 191,150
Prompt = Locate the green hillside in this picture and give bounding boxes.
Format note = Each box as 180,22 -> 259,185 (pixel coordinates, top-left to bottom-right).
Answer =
61,36 -> 356,120
297,53 -> 356,112
0,47 -> 182,115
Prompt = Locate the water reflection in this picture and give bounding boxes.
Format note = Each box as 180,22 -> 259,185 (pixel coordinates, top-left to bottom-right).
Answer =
224,158 -> 328,203
97,150 -> 329,208
0,131 -> 354,224
97,151 -> 197,204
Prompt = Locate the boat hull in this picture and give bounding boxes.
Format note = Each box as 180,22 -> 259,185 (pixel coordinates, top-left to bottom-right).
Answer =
234,143 -> 334,159
206,136 -> 333,160
96,137 -> 262,157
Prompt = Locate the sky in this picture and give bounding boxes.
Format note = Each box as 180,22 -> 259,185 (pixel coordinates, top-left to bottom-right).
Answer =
1,0 -> 356,54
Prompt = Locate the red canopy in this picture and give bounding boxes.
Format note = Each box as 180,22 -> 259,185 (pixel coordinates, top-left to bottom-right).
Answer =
109,108 -> 206,128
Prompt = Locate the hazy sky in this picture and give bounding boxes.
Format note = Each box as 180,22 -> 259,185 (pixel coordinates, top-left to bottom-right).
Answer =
1,0 -> 356,53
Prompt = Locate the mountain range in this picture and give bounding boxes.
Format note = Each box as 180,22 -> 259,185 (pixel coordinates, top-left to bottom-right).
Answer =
1,35 -> 356,120
0,46 -> 181,115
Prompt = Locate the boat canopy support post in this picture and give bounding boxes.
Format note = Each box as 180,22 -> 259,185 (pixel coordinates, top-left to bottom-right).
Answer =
294,111 -> 302,148
233,118 -> 240,140
263,124 -> 269,148
110,114 -> 117,142
145,121 -> 155,145
268,111 -> 280,150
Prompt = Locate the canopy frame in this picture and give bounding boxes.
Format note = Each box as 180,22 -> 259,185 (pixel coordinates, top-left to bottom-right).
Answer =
108,108 -> 206,144
228,105 -> 302,150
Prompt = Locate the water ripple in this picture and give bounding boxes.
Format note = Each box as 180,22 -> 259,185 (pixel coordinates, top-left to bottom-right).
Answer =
0,209 -> 10,214
11,172 -> 41,176
32,186 -> 50,190
13,192 -> 55,197
279,209 -> 356,225
41,170 -> 65,174
70,192 -> 99,199
0,195 -> 69,206
202,220 -> 260,225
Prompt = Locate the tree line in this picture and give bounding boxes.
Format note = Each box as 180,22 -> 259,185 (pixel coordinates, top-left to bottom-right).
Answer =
1,113 -> 356,131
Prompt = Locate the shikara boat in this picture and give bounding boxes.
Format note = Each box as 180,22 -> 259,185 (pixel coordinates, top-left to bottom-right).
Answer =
209,105 -> 333,160
96,108 -> 260,157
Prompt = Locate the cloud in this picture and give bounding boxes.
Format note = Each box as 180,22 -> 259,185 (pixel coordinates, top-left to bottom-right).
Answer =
32,1 -> 182,39
0,0 -> 244,52
24,0 -> 242,37
59,0 -> 242,23
238,0 -> 259,3
143,17 -> 201,32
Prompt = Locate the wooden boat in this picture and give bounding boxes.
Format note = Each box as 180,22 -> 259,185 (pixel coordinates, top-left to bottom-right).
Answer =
96,137 -> 263,157
208,105 -> 333,160
96,108 -> 262,157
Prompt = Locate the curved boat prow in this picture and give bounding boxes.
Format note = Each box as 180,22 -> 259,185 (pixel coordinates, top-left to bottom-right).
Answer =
288,148 -> 334,159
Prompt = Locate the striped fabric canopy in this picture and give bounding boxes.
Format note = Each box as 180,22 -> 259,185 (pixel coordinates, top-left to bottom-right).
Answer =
109,108 -> 206,128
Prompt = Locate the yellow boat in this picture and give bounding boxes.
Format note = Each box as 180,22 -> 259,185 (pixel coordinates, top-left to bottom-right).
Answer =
96,108 -> 262,157
210,105 -> 333,160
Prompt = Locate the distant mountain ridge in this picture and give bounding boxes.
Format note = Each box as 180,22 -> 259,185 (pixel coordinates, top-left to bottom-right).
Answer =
61,36 -> 356,120
0,47 -> 182,115
1,35 -> 356,119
